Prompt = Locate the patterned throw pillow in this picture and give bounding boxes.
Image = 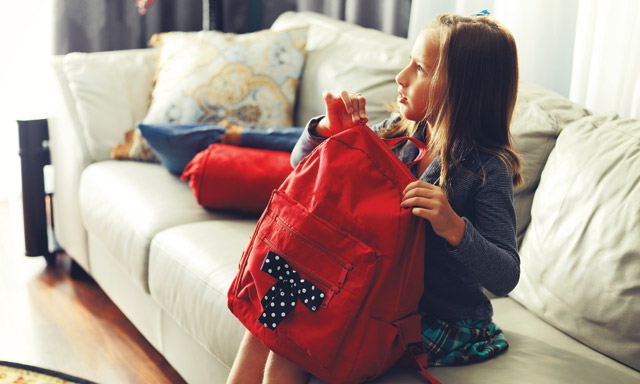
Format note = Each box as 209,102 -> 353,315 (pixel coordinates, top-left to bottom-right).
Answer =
111,128 -> 158,162
143,27 -> 308,129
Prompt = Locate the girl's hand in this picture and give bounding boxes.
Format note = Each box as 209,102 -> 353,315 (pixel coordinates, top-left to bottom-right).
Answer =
401,180 -> 466,247
315,91 -> 369,137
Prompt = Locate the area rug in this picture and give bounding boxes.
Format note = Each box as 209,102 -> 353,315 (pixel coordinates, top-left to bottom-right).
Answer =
0,361 -> 97,384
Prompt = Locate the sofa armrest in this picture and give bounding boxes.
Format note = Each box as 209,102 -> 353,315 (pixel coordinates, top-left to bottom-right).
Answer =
48,56 -> 92,271
48,48 -> 157,272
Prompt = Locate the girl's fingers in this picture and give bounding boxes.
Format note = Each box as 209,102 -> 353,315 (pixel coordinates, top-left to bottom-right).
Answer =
351,96 -> 361,122
353,93 -> 367,121
411,207 -> 433,221
323,91 -> 336,101
323,90 -> 369,130
402,186 -> 435,200
400,196 -> 435,209
401,181 -> 443,210
324,91 -> 343,108
340,90 -> 354,114
340,90 -> 367,123
403,180 -> 436,195
401,191 -> 434,207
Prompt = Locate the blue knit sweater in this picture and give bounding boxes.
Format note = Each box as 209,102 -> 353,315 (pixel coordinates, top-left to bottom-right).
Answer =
291,116 -> 520,321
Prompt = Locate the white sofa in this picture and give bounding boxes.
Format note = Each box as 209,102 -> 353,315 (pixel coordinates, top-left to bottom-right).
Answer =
48,11 -> 640,384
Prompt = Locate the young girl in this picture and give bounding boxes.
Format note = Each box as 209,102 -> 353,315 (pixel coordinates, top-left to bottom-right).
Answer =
227,12 -> 522,383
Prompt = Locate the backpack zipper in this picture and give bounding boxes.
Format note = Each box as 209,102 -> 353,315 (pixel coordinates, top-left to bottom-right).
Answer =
274,214 -> 353,289
263,237 -> 341,308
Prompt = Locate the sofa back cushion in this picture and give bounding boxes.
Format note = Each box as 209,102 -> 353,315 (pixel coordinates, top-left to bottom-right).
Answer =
271,12 -> 411,126
271,12 -> 589,247
61,49 -> 157,161
510,112 -> 640,370
510,83 -> 588,246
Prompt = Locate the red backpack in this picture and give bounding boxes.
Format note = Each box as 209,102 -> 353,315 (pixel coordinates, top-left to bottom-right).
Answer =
227,125 -> 440,383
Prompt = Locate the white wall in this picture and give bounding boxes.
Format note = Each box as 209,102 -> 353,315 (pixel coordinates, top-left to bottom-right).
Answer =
408,0 -> 579,98
408,0 -> 640,118
0,1 -> 55,201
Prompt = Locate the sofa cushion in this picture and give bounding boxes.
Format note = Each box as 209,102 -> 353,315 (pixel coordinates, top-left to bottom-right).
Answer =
148,220 -> 258,368
146,221 -> 640,384
271,12 -> 411,126
62,49 -> 157,162
147,219 -> 640,384
79,161 -> 237,292
331,298 -> 640,383
420,298 -> 640,384
511,113 -> 640,370
510,82 -> 588,247
143,27 -> 307,129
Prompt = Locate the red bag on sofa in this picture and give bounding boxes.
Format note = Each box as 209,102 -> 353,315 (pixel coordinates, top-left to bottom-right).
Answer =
180,143 -> 293,214
227,125 -> 440,383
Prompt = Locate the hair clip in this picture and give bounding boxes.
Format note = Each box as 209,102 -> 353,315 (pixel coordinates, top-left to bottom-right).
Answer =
472,10 -> 490,16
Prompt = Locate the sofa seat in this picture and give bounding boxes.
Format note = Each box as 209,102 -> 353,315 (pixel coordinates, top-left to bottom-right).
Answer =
147,222 -> 640,384
321,297 -> 640,384
79,161 -> 235,292
311,297 -> 640,383
421,298 -> 640,384
149,220 -> 258,369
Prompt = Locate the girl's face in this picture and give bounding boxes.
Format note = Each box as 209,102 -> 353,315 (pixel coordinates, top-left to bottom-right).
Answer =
395,28 -> 444,122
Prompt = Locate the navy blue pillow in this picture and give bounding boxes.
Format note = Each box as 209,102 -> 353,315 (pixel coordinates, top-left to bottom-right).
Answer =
138,123 -> 304,175
239,127 -> 303,152
138,123 -> 226,175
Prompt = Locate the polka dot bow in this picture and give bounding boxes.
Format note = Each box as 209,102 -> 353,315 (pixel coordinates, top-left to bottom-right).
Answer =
258,251 -> 326,330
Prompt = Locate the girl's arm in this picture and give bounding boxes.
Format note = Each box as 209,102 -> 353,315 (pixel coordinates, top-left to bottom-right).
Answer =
402,156 -> 520,296
446,157 -> 520,297
290,116 -> 327,167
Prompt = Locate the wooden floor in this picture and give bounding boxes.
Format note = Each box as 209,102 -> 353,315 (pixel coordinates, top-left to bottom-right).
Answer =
0,197 -> 187,384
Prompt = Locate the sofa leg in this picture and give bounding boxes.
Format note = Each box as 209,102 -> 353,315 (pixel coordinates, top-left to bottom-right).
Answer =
60,254 -> 92,281
70,259 -> 92,280
44,252 -> 57,267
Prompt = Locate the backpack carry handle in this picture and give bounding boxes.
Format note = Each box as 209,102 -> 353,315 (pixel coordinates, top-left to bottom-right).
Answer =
381,136 -> 428,167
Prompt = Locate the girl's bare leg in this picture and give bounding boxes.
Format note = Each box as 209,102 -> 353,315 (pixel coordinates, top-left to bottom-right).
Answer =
227,330 -> 270,384
264,351 -> 310,384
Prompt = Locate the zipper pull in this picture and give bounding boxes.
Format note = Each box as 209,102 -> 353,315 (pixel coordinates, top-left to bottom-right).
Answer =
336,264 -> 352,288
321,286 -> 340,308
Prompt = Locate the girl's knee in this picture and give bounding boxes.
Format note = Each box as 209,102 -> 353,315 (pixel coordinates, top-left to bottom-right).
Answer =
264,351 -> 310,384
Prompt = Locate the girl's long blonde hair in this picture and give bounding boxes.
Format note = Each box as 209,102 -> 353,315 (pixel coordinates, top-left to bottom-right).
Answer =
381,14 -> 522,196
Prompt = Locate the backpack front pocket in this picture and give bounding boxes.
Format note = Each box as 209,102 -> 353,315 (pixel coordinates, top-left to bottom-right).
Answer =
238,190 -> 378,368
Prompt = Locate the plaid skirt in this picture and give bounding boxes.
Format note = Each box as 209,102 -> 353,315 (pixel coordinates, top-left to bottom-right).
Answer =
421,316 -> 509,367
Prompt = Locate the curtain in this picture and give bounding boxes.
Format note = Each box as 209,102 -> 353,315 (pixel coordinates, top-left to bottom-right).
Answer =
295,0 -> 412,37
408,0 -> 640,119
209,0 -> 411,36
54,0 -> 203,54
570,1 -> 640,118
54,0 -> 412,54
